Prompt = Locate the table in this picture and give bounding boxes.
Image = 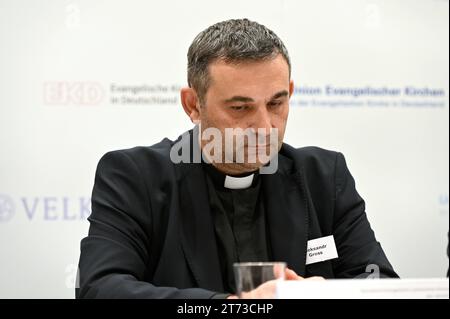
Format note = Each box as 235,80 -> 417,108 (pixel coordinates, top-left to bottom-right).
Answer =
276,278 -> 449,299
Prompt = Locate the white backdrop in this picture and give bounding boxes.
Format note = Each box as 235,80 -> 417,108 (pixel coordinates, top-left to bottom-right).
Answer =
0,0 -> 448,298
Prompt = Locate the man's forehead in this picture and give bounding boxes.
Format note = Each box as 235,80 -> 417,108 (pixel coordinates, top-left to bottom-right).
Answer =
208,54 -> 289,75
222,90 -> 289,104
207,56 -> 290,98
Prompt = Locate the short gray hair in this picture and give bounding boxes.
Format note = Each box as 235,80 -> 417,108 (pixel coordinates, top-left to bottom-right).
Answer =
187,19 -> 291,105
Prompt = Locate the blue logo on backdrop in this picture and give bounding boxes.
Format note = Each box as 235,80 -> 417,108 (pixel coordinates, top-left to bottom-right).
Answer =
0,195 -> 91,223
0,194 -> 15,223
290,85 -> 447,108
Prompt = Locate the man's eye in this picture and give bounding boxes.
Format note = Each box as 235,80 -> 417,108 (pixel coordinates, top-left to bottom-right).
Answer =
230,105 -> 249,111
268,100 -> 283,108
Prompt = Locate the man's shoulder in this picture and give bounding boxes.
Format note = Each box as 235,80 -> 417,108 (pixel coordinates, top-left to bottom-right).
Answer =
280,144 -> 346,197
279,143 -> 347,183
281,143 -> 340,169
98,137 -> 176,170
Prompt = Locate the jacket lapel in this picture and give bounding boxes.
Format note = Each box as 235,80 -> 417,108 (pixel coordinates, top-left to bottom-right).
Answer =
174,128 -> 224,292
262,154 -> 310,277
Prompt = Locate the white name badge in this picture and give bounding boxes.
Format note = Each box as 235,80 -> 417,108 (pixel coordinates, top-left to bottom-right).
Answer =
305,235 -> 338,265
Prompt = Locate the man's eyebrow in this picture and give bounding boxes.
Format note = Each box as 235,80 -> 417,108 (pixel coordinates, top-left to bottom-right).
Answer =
223,96 -> 254,103
223,90 -> 289,104
269,90 -> 289,100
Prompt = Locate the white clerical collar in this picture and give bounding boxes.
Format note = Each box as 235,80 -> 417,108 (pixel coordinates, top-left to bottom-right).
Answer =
224,174 -> 254,189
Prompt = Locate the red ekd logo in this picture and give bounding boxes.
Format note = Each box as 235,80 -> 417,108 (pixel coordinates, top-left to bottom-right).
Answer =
43,82 -> 104,105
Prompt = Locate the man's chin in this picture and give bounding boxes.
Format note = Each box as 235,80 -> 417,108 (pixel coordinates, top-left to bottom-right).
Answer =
212,161 -> 267,176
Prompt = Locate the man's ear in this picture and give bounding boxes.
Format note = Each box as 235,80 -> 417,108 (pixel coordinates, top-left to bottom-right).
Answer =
289,80 -> 294,98
181,87 -> 201,124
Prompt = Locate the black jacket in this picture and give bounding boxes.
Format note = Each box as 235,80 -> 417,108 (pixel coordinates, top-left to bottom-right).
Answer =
76,129 -> 397,298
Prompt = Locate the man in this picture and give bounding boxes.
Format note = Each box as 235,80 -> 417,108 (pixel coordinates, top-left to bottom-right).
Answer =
76,19 -> 398,299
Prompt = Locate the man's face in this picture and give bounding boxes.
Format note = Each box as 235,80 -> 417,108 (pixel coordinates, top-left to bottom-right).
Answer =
198,54 -> 293,175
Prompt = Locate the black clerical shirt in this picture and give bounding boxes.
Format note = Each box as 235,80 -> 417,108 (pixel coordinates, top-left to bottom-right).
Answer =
202,163 -> 270,293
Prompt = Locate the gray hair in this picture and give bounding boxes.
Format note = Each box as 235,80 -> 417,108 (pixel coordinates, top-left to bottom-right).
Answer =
187,18 -> 291,105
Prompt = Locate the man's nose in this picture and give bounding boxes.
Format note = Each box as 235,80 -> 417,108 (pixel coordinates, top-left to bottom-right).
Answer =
252,106 -> 273,134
